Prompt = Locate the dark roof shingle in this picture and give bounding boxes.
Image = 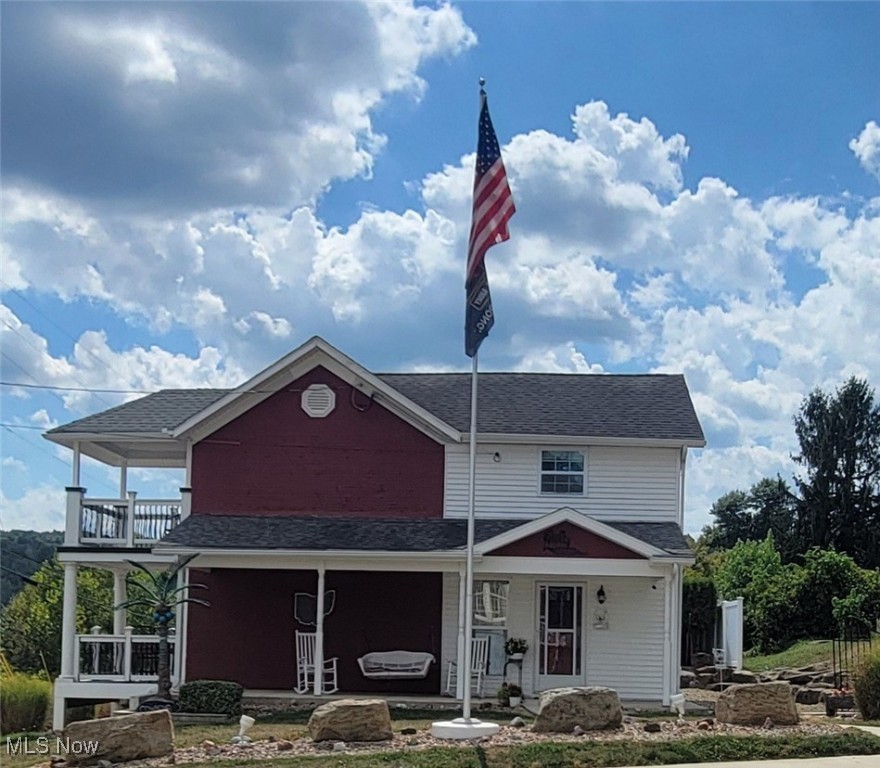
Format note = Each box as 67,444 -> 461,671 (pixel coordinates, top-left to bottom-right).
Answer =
48,373 -> 703,443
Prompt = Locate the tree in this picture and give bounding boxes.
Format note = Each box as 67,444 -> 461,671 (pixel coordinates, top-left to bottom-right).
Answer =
793,377 -> 880,567
118,555 -> 209,701
0,559 -> 112,675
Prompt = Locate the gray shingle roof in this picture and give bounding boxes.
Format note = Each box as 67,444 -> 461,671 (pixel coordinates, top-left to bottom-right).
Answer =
47,373 -> 703,443
157,514 -> 691,558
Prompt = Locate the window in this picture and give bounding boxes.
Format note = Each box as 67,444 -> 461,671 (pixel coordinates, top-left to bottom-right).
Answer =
541,450 -> 585,494
473,581 -> 509,675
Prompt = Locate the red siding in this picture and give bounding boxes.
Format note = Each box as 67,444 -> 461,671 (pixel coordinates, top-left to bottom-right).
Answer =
186,568 -> 442,693
191,367 -> 444,517
488,522 -> 645,559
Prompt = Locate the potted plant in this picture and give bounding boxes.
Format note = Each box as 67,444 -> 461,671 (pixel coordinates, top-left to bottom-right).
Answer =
508,683 -> 523,707
496,682 -> 510,707
505,637 -> 529,659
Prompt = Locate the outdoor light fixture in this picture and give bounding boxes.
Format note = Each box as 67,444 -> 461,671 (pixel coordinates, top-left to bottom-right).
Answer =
493,452 -> 502,462
596,585 -> 606,604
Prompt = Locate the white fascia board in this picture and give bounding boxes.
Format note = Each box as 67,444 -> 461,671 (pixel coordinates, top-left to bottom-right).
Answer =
151,547 -> 468,572
172,337 -> 460,444
650,555 -> 696,566
475,433 -> 706,449
479,556 -> 667,577
472,507 -> 666,560
44,432 -> 184,467
56,551 -> 179,567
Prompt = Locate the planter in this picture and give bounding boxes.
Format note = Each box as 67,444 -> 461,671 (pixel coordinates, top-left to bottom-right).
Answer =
507,653 -> 524,661
509,696 -> 522,707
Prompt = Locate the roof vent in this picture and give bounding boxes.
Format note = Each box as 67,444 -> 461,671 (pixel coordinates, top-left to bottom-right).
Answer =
301,384 -> 335,418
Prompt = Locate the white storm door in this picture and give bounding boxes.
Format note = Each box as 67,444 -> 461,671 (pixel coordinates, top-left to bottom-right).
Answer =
537,584 -> 584,690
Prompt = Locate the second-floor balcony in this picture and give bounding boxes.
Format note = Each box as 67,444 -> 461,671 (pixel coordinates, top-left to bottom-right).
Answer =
66,487 -> 189,547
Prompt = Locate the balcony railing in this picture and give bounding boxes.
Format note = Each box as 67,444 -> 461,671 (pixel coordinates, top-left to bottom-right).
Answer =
67,488 -> 189,547
76,629 -> 177,682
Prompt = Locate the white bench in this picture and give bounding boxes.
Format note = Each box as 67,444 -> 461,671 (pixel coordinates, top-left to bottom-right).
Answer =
357,651 -> 435,679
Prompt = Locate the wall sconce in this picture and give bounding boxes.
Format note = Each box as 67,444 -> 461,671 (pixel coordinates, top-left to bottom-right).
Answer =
493,452 -> 502,463
596,585 -> 607,604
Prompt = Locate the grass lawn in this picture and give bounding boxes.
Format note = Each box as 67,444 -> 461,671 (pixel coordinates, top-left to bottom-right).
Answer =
744,639 -> 833,673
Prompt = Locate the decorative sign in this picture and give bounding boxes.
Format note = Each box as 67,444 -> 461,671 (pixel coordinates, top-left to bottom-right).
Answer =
593,608 -> 609,630
293,590 -> 336,625
542,527 -> 585,556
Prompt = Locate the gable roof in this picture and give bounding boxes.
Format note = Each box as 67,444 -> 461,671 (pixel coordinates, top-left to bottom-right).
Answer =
154,513 -> 692,560
47,347 -> 704,446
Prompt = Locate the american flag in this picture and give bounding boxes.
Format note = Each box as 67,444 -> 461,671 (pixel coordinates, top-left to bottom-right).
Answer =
465,90 -> 515,358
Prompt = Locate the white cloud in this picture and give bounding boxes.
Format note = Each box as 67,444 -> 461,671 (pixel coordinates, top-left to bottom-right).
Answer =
0,485 -> 66,531
512,341 -> 605,374
850,121 -> 880,180
2,456 -> 28,473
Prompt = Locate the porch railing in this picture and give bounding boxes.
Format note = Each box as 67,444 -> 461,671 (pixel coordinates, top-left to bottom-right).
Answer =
68,488 -> 189,547
76,629 -> 177,682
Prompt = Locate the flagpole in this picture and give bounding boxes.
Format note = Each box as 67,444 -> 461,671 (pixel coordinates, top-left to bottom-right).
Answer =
462,349 -> 479,721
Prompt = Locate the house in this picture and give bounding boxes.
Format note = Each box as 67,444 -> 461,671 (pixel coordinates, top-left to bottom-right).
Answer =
45,336 -> 704,729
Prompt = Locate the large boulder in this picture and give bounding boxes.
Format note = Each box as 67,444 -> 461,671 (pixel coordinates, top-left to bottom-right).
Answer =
63,710 -> 173,766
308,699 -> 392,742
716,682 -> 799,726
532,687 -> 623,733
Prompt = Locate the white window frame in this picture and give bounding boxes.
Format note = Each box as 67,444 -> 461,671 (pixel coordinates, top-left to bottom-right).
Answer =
538,448 -> 587,496
472,580 -> 509,676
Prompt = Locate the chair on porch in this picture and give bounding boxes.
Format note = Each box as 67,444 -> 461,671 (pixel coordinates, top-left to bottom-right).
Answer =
444,636 -> 489,697
294,631 -> 339,694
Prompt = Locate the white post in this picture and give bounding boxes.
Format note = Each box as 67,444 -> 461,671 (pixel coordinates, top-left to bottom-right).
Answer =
119,461 -> 128,498
123,626 -> 133,681
456,565 -> 467,699
314,565 -> 326,695
65,487 -> 85,546
662,571 -> 672,706
113,570 -> 127,635
180,487 -> 192,521
176,567 -> 189,686
60,563 -> 78,679
126,491 -> 137,547
71,441 -> 81,485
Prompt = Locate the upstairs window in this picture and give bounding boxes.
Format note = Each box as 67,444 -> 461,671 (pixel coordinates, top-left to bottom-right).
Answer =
541,450 -> 585,494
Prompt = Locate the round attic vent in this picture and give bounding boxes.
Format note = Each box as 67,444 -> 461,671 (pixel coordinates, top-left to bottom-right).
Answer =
301,384 -> 335,418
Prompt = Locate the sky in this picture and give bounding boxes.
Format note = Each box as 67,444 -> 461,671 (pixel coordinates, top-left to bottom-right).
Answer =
2,1 -> 879,535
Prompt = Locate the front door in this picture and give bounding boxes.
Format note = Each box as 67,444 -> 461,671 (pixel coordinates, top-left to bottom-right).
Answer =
536,584 -> 584,690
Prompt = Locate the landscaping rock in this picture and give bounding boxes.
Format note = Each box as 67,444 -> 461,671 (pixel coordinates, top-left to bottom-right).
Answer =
715,682 -> 799,726
730,670 -> 759,684
532,686 -> 623,733
400,728 -> 417,735
63,710 -> 174,766
692,652 -> 714,668
307,699 -> 392,743
697,673 -> 717,688
680,670 -> 698,688
643,722 -> 661,733
276,740 -> 293,751
510,716 -> 525,728
709,682 -> 734,692
795,687 -> 826,705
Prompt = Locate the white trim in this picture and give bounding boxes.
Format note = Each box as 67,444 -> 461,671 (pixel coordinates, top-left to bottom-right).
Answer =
476,433 -> 706,449
472,507 -> 667,560
314,564 -> 326,695
179,567 -> 190,687
60,563 -> 78,679
662,571 -> 672,706
171,337 -> 461,444
480,557 -> 668,577
72,442 -> 81,485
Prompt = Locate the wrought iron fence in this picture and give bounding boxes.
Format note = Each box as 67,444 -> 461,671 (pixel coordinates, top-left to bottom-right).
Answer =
832,623 -> 875,689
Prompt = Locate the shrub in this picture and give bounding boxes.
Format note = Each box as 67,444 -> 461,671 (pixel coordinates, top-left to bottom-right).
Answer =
0,674 -> 51,735
853,646 -> 880,721
178,679 -> 243,716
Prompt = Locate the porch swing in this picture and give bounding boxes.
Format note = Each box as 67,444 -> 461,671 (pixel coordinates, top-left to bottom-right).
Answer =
356,627 -> 436,680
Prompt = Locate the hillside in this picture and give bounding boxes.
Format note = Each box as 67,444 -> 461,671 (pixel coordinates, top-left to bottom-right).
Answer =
1,530 -> 63,605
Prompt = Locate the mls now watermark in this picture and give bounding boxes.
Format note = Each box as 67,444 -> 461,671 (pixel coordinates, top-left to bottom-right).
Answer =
6,736 -> 100,757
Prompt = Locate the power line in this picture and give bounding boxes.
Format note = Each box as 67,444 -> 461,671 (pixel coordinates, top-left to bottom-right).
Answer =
1,380 -> 153,395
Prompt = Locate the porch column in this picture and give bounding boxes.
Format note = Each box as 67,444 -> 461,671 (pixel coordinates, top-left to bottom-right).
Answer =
113,569 -> 127,635
456,565 -> 467,699
71,441 -> 81,486
60,563 -> 78,679
661,571 -> 672,706
314,564 -> 326,695
119,461 -> 128,498
64,487 -> 85,547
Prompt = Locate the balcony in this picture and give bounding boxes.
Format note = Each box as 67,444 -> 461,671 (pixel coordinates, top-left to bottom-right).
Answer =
76,628 -> 177,683
66,488 -> 189,547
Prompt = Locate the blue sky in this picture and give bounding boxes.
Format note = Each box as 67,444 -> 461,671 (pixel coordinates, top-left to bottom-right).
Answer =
2,1 -> 879,533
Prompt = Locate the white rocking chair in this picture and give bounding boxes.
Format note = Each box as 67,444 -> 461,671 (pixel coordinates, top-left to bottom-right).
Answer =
295,631 -> 339,694
445,636 -> 489,697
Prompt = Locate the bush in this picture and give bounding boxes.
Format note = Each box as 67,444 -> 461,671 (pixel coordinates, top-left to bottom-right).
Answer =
853,646 -> 880,721
0,674 -> 51,734
178,679 -> 243,716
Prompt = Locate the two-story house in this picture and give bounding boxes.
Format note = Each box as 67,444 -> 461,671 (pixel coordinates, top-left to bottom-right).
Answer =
45,336 -> 704,729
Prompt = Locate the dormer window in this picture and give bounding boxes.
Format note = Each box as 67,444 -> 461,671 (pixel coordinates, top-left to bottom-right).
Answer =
540,450 -> 585,494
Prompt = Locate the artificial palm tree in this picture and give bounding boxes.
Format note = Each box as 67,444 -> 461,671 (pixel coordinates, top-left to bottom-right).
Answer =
117,554 -> 209,701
